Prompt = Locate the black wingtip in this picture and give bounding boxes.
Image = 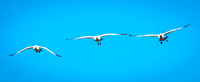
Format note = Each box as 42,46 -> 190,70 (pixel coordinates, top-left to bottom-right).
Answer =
122,33 -> 128,35
129,34 -> 133,36
129,34 -> 137,37
9,54 -> 15,56
66,38 -> 73,40
184,24 -> 191,27
56,54 -> 62,57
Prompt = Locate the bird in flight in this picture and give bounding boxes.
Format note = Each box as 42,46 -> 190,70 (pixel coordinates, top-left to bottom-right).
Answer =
66,33 -> 127,45
130,24 -> 190,44
10,45 -> 62,57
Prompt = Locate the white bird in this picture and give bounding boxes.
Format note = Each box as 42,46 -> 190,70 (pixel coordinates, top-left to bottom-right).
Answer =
10,45 -> 61,57
66,33 -> 127,45
130,24 -> 190,44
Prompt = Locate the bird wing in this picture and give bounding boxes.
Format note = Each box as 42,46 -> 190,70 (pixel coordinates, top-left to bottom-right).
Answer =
66,36 -> 94,40
164,24 -> 190,35
134,34 -> 158,37
10,46 -> 33,56
40,47 -> 62,57
99,33 -> 125,37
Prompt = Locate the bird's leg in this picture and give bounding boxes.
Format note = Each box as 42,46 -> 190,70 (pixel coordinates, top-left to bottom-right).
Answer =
99,41 -> 101,45
165,36 -> 168,42
97,42 -> 99,45
40,49 -> 42,53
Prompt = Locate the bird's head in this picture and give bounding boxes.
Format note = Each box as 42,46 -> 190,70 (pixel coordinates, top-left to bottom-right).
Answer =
159,33 -> 162,36
158,33 -> 163,38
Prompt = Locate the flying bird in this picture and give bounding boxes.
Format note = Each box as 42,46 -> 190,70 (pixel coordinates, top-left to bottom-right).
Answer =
10,45 -> 61,57
66,33 -> 127,45
130,24 -> 190,44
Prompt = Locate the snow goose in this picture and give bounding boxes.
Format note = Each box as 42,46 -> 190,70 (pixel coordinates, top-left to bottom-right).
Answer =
66,33 -> 127,45
130,24 -> 190,44
10,45 -> 61,57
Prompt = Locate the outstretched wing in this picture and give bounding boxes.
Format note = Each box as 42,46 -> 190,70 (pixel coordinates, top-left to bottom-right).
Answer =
100,33 -> 126,37
133,34 -> 158,37
66,36 -> 93,40
164,24 -> 190,35
40,47 -> 62,57
10,46 -> 33,56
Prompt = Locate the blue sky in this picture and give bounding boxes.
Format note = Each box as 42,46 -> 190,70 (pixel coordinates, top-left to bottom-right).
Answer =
0,0 -> 200,82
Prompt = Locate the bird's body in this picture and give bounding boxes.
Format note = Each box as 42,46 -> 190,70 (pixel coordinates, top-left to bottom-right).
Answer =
32,45 -> 42,52
157,33 -> 168,41
67,33 -> 127,45
93,36 -> 102,41
10,45 -> 61,57
158,36 -> 168,41
130,24 -> 190,44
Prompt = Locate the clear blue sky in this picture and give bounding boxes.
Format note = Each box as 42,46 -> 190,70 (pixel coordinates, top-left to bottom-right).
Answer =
0,0 -> 200,82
